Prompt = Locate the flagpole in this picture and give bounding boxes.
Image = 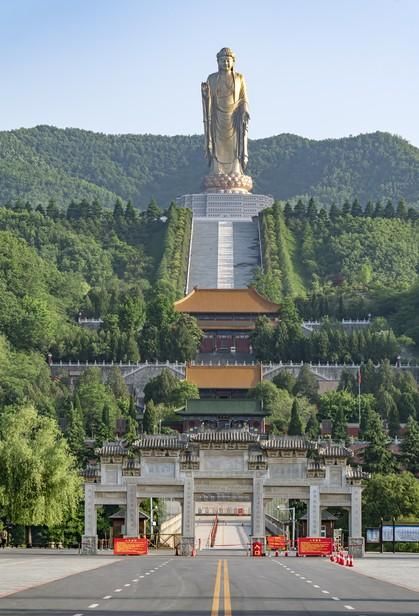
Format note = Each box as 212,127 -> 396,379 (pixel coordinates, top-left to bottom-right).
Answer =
358,366 -> 361,426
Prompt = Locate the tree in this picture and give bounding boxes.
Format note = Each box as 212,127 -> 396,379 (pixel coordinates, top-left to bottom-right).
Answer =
66,397 -> 86,462
106,366 -> 129,400
0,406 -> 81,544
363,410 -> 397,473
401,416 -> 419,475
272,371 -> 296,394
363,472 -> 419,527
144,369 -> 179,405
305,411 -> 320,439
332,405 -> 347,442
146,198 -> 161,223
293,364 -> 319,403
143,401 -> 158,434
288,399 -> 303,436
248,381 -> 293,431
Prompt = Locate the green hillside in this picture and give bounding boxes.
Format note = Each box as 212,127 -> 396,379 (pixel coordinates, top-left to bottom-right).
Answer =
1,126 -> 419,209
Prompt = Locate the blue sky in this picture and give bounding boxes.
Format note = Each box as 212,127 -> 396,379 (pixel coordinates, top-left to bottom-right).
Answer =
1,0 -> 419,145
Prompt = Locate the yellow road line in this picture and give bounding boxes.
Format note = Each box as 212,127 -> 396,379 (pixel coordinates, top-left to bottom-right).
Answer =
211,559 -> 222,616
223,560 -> 232,616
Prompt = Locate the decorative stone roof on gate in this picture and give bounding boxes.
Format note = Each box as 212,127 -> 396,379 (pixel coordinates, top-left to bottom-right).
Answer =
190,430 -> 259,443
133,435 -> 187,450
320,444 -> 353,458
346,466 -> 370,480
95,441 -> 127,456
260,437 -> 314,450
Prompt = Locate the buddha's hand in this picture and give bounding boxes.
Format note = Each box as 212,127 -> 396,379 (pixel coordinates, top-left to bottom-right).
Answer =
201,82 -> 209,97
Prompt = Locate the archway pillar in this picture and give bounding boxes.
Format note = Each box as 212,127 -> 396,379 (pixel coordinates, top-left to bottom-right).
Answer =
180,474 -> 195,555
308,485 -> 320,536
349,486 -> 364,557
81,483 -> 98,554
125,479 -> 139,537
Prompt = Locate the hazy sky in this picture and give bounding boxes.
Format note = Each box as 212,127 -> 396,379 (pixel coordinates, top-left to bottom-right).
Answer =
1,0 -> 419,145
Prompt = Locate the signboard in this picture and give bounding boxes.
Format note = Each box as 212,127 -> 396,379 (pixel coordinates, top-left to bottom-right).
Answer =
267,535 -> 287,550
113,537 -> 148,555
252,541 -> 263,557
367,525 -> 419,543
297,537 -> 333,556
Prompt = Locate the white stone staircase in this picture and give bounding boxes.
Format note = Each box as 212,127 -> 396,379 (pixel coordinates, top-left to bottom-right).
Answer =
187,218 -> 260,291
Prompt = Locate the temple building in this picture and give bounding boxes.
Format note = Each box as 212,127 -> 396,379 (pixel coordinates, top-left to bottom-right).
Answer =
185,364 -> 262,399
175,399 -> 267,432
174,288 -> 280,355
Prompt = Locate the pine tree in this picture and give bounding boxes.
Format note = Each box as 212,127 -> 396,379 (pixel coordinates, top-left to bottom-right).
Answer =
288,399 -> 303,436
388,406 -> 400,438
350,199 -> 362,217
329,203 -> 340,221
294,199 -> 306,219
143,401 -> 158,434
363,410 -> 397,473
305,411 -> 320,440
342,200 -> 351,215
396,199 -> 407,219
401,416 -> 419,474
384,200 -> 395,218
373,201 -> 383,217
364,201 -> 374,217
332,405 -> 347,442
66,399 -> 86,462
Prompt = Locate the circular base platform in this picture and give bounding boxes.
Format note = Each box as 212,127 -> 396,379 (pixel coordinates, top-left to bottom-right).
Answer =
203,173 -> 253,193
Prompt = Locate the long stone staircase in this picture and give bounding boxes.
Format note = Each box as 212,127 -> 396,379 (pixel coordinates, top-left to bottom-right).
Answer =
187,218 -> 260,291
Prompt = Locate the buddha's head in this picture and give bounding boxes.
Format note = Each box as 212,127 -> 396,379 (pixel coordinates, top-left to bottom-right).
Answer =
217,48 -> 235,72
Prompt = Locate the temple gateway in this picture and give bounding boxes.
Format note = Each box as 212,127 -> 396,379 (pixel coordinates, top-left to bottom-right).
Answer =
82,432 -> 367,556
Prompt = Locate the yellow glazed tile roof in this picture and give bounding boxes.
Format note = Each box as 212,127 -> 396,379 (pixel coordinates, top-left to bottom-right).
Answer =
185,364 -> 262,389
174,288 -> 280,314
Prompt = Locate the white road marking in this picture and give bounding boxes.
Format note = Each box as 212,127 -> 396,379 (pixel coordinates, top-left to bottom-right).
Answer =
300,576 -> 305,580
73,613 -> 84,616
132,579 -> 139,582
103,595 -> 112,599
114,588 -> 122,592
332,597 -> 340,601
88,604 -> 99,609
313,584 -> 320,588
124,583 -> 131,587
295,573 -> 301,577
306,580 -> 312,584
344,606 -> 355,611
140,575 -> 145,578
322,590 -> 330,594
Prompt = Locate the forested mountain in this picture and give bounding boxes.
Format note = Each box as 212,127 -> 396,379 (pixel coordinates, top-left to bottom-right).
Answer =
1,126 -> 419,209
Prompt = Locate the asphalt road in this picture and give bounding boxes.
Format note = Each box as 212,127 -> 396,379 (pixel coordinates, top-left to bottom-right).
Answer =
1,552 -> 419,616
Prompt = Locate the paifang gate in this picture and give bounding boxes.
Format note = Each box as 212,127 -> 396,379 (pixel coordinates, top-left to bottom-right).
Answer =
82,431 -> 367,557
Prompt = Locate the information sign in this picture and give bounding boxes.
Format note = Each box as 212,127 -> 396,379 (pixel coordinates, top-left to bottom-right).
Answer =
366,525 -> 419,543
252,541 -> 263,557
267,535 -> 287,550
113,537 -> 148,555
297,537 -> 333,556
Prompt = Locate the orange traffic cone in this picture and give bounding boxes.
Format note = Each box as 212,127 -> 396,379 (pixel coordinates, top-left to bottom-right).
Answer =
347,554 -> 354,567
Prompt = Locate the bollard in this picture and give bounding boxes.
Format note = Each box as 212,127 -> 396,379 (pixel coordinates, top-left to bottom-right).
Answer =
284,550 -> 288,557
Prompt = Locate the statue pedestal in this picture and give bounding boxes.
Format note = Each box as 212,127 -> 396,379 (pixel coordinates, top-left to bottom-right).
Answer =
176,192 -> 273,219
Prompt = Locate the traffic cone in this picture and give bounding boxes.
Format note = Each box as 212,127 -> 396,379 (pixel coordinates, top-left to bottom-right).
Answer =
275,549 -> 279,557
347,554 -> 354,567
284,550 -> 288,557
191,547 -> 196,557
